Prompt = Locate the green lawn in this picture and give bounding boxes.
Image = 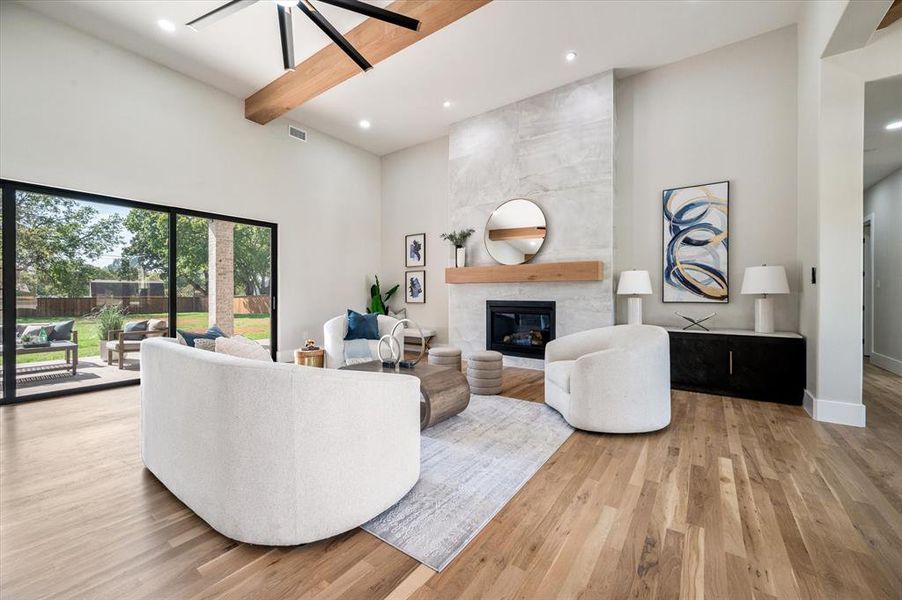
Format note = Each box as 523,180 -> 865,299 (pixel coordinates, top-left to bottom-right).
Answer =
13,312 -> 270,364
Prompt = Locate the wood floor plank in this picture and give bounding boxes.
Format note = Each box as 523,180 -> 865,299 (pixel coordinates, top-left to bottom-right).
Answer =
385,564 -> 434,600
653,528 -> 685,600
1,360 -> 900,599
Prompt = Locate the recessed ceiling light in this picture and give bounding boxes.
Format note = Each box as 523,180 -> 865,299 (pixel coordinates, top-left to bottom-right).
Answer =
157,19 -> 176,33
886,120 -> 902,131
359,119 -> 371,129
443,100 -> 452,108
565,51 -> 577,62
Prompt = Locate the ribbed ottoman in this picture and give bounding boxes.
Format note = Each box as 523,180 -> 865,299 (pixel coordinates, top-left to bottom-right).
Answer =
428,346 -> 462,371
467,350 -> 503,395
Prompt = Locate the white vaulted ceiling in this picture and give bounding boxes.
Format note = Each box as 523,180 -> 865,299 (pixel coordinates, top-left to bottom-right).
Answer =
21,0 -> 804,155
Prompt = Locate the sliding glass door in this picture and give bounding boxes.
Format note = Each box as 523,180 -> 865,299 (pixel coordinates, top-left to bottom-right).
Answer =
0,180 -> 277,404
174,215 -> 273,347
10,190 -> 169,399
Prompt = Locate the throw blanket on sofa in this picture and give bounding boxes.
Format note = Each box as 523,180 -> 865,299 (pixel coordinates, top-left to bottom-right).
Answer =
344,338 -> 374,365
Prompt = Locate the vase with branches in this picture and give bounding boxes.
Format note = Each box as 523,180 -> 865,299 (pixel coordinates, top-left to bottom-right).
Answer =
441,228 -> 475,268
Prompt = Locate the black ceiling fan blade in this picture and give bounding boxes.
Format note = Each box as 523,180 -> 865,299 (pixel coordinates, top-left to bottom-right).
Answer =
187,0 -> 258,31
315,0 -> 421,31
298,1 -> 373,72
277,5 -> 295,70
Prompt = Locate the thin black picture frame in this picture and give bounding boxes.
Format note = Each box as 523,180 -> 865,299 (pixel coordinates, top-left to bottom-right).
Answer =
405,233 -> 426,268
661,179 -> 730,304
405,270 -> 426,304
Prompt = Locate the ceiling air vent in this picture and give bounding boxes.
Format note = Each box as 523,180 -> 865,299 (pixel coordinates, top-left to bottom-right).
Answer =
288,125 -> 307,142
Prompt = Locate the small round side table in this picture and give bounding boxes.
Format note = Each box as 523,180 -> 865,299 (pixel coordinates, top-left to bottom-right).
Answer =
294,348 -> 324,368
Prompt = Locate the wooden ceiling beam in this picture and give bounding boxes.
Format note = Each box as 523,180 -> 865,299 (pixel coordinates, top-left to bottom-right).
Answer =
878,0 -> 902,29
245,0 -> 491,125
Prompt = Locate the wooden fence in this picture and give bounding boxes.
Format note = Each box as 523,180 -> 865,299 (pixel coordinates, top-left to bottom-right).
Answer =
17,296 -> 271,318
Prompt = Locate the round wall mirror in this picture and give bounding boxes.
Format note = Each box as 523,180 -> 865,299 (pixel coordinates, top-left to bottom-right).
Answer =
484,198 -> 547,265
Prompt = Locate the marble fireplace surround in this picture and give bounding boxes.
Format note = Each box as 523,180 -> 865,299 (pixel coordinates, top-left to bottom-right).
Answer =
447,71 -> 615,369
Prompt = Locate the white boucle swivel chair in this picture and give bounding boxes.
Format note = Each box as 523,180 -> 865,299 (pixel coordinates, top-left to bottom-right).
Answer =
323,314 -> 403,368
140,337 -> 421,546
544,325 -> 671,433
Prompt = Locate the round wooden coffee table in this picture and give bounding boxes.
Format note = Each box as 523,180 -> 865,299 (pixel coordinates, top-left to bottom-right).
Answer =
339,361 -> 470,430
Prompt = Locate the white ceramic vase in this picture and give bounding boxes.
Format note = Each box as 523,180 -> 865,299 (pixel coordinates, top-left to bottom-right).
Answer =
456,246 -> 467,268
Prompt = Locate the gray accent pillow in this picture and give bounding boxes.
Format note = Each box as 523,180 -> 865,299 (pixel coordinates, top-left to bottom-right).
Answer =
49,319 -> 75,341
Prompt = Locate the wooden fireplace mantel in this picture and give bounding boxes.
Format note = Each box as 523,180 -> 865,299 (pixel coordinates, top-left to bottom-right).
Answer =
445,261 -> 603,284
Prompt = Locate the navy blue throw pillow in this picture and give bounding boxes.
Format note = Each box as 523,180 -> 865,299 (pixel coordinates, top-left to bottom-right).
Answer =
178,325 -> 227,348
344,309 -> 379,340
207,324 -> 226,338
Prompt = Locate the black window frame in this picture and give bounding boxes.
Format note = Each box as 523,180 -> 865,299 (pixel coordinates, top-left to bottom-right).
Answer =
0,179 -> 278,404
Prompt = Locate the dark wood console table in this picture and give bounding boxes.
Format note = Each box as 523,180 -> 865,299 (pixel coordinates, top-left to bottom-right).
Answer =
666,328 -> 805,405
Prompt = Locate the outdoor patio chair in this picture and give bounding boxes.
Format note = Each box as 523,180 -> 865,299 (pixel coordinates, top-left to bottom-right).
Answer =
107,321 -> 168,369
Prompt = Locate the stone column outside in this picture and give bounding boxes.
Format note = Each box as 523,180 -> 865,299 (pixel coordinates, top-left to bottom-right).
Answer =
208,219 -> 235,335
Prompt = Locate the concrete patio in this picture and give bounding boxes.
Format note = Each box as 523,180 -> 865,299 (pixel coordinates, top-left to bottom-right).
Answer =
6,356 -> 139,397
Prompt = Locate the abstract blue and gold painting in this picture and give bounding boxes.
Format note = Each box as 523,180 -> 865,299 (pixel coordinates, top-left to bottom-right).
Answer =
663,181 -> 729,303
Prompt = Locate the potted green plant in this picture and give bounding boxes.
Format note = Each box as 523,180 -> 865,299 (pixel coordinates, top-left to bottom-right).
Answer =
89,303 -> 127,358
367,275 -> 400,315
441,228 -> 476,268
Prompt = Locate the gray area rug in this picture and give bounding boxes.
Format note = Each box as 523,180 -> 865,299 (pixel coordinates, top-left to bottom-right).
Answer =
362,394 -> 574,571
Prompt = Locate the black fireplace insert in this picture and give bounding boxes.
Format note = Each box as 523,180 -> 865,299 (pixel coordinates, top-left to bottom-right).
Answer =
486,300 -> 556,359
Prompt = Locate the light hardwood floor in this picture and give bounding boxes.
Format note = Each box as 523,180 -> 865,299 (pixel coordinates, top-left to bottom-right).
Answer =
1,362 -> 900,599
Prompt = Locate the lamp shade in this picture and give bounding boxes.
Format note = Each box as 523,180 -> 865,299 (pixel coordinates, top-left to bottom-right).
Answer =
740,265 -> 789,295
617,270 -> 652,295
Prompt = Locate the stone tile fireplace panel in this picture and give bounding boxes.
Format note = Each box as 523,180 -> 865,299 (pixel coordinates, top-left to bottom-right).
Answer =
448,71 -> 616,369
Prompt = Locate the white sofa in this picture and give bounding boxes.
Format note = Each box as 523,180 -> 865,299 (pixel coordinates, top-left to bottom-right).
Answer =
140,337 -> 421,546
323,314 -> 404,369
544,325 -> 671,433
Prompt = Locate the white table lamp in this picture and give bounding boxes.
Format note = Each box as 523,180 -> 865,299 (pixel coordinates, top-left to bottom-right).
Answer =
617,270 -> 653,325
741,265 -> 789,334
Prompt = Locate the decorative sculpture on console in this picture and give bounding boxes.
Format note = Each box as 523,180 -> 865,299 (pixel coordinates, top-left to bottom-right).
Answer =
377,318 -> 426,369
674,312 -> 717,331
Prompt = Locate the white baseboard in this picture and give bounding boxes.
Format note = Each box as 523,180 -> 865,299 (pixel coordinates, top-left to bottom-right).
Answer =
803,389 -> 866,427
803,389 -> 815,416
870,352 -> 902,376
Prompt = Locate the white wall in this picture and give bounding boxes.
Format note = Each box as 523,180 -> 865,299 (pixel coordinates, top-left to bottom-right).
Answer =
796,0 -> 847,402
380,137 -> 450,343
615,26 -> 799,331
797,1 -> 902,426
0,3 -> 382,359
864,168 -> 902,375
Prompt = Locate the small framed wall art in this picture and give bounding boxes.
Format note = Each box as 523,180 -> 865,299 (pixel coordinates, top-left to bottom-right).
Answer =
662,180 -> 729,303
405,270 -> 426,303
405,233 -> 426,267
